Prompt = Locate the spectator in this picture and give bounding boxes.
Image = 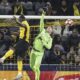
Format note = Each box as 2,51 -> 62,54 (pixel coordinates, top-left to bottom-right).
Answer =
75,43 -> 80,65
52,44 -> 66,64
25,1 -> 35,15
63,19 -> 74,36
50,34 -> 66,64
52,8 -> 58,15
0,0 -> 11,15
0,30 -> 12,57
45,2 -> 54,15
73,0 -> 80,16
12,1 -> 24,15
57,0 -> 74,15
0,28 -> 12,55
0,31 -> 5,57
0,31 -> 4,40
68,28 -> 80,49
62,19 -> 74,52
53,35 -> 62,45
63,25 -> 71,36
75,53 -> 80,65
44,44 -> 65,64
67,47 -> 76,65
40,1 -> 46,8
35,2 -> 41,14
52,21 -> 62,35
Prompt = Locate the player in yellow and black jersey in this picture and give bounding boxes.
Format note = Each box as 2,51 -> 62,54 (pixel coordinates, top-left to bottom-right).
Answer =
0,15 -> 30,80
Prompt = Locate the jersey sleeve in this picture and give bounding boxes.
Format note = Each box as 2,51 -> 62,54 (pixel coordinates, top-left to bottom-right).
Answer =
26,21 -> 30,28
41,31 -> 53,49
39,13 -> 45,32
42,35 -> 52,49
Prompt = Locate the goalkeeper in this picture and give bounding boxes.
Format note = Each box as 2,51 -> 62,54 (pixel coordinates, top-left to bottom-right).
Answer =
0,15 -> 30,80
30,11 -> 53,80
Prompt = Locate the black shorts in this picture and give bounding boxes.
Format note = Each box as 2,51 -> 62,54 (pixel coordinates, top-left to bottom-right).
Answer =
14,39 -> 29,58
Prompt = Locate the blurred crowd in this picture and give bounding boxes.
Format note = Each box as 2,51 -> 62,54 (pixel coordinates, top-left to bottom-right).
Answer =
0,0 -> 80,65
0,0 -> 80,15
0,27 -> 19,61
0,20 -> 80,65
43,22 -> 80,65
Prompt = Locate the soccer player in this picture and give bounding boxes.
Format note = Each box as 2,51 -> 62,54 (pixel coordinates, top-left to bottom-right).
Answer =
30,11 -> 53,80
0,15 -> 30,80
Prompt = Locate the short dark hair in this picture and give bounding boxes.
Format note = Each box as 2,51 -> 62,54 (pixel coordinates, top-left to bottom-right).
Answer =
19,14 -> 26,20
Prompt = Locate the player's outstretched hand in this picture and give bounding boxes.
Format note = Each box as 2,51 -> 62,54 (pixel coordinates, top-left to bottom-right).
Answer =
42,10 -> 46,15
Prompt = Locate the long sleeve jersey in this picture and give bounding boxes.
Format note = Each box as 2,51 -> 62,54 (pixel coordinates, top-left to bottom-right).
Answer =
33,13 -> 52,55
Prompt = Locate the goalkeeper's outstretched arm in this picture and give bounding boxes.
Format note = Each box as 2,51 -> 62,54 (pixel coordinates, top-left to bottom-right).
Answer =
39,11 -> 45,32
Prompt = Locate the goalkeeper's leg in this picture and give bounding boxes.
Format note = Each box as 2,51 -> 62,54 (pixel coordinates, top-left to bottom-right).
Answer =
34,56 -> 42,80
30,52 -> 43,80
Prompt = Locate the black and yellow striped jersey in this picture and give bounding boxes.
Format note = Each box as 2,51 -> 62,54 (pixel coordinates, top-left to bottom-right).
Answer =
19,20 -> 30,42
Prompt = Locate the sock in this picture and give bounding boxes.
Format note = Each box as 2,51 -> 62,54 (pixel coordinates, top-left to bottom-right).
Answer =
2,49 -> 14,60
17,59 -> 23,75
37,69 -> 40,80
33,67 -> 40,80
35,68 -> 40,80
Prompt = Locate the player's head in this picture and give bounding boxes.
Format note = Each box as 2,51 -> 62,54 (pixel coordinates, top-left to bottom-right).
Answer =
46,26 -> 53,34
19,14 -> 26,22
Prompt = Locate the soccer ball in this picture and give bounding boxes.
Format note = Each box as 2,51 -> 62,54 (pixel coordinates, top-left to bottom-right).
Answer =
65,19 -> 74,26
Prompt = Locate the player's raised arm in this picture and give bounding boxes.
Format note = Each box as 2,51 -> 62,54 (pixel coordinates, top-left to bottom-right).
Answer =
39,11 -> 45,32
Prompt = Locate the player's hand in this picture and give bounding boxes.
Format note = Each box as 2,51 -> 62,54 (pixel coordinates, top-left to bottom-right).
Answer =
42,10 -> 46,15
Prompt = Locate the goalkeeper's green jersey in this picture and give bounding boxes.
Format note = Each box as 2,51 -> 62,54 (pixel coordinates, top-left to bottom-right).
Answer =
32,13 -> 52,55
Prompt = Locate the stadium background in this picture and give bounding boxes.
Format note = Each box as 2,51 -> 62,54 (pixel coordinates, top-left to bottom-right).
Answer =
0,0 -> 80,80
0,18 -> 80,80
